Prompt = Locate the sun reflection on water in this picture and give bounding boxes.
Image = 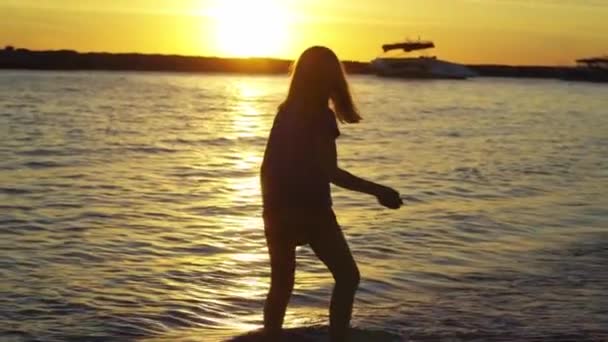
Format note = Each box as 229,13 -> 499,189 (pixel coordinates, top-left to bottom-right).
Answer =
215,80 -> 269,321
231,104 -> 260,138
236,81 -> 265,99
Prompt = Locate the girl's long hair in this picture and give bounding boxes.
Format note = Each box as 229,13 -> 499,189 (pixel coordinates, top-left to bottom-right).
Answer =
281,46 -> 361,123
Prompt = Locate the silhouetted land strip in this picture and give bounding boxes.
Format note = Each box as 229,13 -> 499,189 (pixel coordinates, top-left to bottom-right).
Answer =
0,48 -> 598,80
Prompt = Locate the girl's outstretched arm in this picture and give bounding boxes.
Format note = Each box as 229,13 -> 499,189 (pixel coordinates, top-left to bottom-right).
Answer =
332,168 -> 402,209
316,134 -> 403,209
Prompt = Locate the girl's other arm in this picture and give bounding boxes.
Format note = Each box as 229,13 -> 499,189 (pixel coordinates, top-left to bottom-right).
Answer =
317,136 -> 402,209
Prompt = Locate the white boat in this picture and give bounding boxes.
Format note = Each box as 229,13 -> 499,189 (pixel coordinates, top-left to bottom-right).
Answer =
371,40 -> 477,79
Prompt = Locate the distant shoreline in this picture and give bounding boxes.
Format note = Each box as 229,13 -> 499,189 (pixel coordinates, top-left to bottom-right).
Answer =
0,47 -> 580,79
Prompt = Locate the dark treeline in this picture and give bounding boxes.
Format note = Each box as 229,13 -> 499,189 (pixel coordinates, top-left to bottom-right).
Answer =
0,47 -> 370,74
0,47 -> 588,80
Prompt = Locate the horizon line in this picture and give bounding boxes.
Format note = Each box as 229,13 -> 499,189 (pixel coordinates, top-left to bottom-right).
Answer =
2,45 -> 591,68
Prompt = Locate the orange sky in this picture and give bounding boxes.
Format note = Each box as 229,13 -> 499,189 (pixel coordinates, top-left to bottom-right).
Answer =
1,0 -> 607,65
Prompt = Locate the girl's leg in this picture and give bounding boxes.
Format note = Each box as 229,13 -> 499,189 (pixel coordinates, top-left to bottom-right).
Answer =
263,235 -> 296,340
310,224 -> 360,342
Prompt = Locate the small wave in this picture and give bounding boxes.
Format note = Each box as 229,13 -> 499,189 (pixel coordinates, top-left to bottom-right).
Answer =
160,137 -> 234,147
0,218 -> 29,225
59,251 -> 106,263
62,173 -> 87,179
521,168 -> 553,175
453,166 -> 483,177
502,186 -> 546,197
61,87 -> 82,92
0,187 -> 33,195
125,146 -> 179,154
17,148 -> 63,156
158,309 -> 215,328
5,103 -> 36,109
76,211 -> 116,220
42,202 -> 84,209
167,170 -> 216,178
235,136 -> 267,145
167,244 -> 227,255
400,195 -> 423,203
23,160 -> 67,169
2,224 -> 47,233
17,147 -> 90,157
0,204 -> 32,211
2,330 -> 32,341
442,131 -> 463,137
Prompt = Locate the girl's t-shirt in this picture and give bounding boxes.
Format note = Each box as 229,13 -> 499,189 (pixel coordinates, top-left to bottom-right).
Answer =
261,106 -> 340,211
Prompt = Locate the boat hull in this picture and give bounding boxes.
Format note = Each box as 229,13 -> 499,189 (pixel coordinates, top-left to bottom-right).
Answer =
371,57 -> 477,80
375,71 -> 469,80
561,69 -> 608,83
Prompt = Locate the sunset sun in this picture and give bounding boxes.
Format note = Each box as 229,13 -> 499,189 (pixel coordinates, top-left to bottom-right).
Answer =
210,0 -> 292,58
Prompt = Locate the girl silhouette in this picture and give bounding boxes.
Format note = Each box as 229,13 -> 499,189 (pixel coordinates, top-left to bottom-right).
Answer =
261,46 -> 402,341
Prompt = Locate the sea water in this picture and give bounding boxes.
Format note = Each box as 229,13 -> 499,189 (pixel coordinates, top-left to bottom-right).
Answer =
1,71 -> 607,341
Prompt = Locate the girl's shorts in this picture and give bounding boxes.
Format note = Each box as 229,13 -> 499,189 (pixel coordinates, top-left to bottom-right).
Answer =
263,207 -> 339,246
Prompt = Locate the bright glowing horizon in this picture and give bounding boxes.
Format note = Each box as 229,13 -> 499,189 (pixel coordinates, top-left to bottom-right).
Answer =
1,0 -> 607,65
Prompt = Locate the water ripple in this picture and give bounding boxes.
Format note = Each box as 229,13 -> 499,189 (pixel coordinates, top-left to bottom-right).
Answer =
1,72 -> 606,341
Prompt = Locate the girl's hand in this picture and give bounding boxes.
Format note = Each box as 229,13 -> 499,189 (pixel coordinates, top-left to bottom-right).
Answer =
375,186 -> 403,209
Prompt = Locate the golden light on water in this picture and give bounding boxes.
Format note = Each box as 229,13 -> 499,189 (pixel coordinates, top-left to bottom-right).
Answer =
228,90 -> 264,209
231,104 -> 261,139
209,0 -> 292,58
230,80 -> 267,139
236,80 -> 264,99
224,80 -> 266,234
